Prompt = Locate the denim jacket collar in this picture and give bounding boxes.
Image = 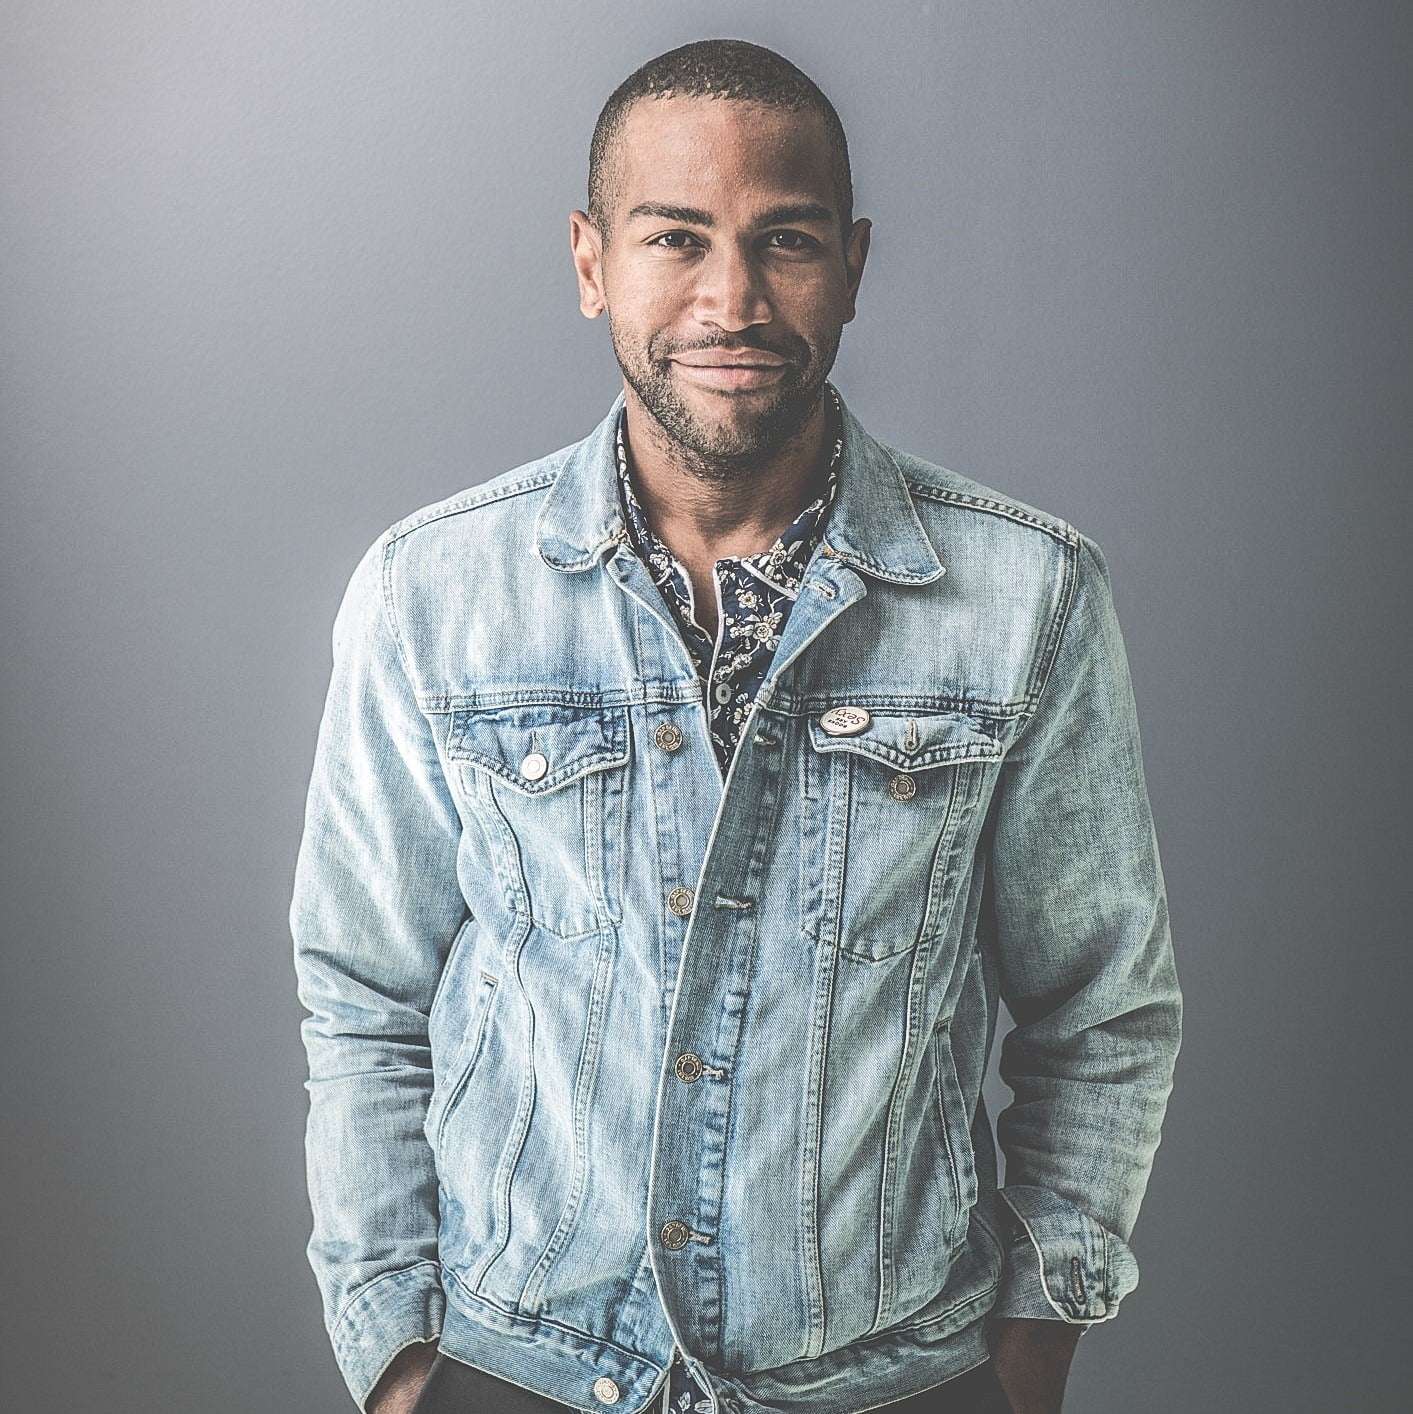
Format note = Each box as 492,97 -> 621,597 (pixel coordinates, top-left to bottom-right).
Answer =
533,383 -> 946,586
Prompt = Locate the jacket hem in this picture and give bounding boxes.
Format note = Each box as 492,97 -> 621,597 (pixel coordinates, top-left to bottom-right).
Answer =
435,1267 -> 998,1414
437,1272 -> 670,1413
722,1277 -> 996,1414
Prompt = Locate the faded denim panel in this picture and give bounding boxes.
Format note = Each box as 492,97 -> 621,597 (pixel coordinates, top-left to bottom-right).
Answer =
987,538 -> 1182,1323
291,535 -> 466,1408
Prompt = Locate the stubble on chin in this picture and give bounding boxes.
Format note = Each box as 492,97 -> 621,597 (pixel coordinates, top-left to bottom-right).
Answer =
611,326 -> 832,482
644,385 -> 819,479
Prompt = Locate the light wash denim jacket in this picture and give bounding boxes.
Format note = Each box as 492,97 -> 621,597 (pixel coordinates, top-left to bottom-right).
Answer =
292,387 -> 1181,1414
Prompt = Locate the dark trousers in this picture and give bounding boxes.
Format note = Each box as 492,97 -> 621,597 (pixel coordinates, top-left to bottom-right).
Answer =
410,1351 -> 1013,1413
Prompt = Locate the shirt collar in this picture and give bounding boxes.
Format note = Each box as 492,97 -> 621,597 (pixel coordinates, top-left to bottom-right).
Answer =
613,387 -> 843,584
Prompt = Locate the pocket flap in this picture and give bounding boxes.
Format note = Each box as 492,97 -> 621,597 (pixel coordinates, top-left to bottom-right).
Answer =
446,703 -> 630,795
806,710 -> 1001,771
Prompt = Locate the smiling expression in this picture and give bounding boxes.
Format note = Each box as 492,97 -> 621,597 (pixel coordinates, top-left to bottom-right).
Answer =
572,96 -> 870,476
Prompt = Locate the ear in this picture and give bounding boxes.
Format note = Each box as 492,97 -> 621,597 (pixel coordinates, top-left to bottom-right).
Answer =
842,217 -> 871,324
570,210 -> 606,318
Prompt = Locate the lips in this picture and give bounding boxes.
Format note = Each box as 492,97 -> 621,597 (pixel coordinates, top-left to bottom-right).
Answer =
672,351 -> 789,368
669,352 -> 791,389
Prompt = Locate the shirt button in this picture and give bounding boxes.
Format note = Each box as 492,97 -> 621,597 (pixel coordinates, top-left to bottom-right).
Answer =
520,751 -> 549,781
591,1376 -> 622,1404
667,887 -> 694,917
653,722 -> 685,753
888,772 -> 917,801
673,1052 -> 704,1083
819,705 -> 871,737
660,1219 -> 691,1250
713,681 -> 734,705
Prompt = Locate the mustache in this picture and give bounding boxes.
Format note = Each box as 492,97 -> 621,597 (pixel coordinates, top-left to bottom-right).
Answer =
655,332 -> 804,363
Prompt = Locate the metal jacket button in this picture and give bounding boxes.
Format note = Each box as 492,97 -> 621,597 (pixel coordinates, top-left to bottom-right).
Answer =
520,751 -> 549,781
591,1376 -> 621,1404
819,705 -> 870,736
888,772 -> 917,801
660,1219 -> 691,1250
667,887 -> 694,917
673,1052 -> 704,1083
653,723 -> 684,752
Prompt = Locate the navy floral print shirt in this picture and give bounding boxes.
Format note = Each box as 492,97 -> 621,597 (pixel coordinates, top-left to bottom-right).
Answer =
615,387 -> 844,774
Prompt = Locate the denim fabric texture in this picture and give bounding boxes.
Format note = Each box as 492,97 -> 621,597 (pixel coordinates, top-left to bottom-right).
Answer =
291,385 -> 1182,1414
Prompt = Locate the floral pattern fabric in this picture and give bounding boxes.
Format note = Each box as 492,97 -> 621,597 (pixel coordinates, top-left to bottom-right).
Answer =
615,387 -> 843,775
665,1357 -> 715,1412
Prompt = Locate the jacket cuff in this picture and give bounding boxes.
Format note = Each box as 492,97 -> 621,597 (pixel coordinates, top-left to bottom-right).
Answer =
330,1261 -> 445,1411
993,1186 -> 1138,1323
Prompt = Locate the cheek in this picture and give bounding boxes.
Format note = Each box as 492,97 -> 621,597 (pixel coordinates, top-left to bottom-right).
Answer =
770,267 -> 849,320
607,285 -> 685,345
606,255 -> 696,308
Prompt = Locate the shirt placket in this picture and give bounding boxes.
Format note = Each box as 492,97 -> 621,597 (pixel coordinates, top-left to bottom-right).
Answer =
615,393 -> 842,772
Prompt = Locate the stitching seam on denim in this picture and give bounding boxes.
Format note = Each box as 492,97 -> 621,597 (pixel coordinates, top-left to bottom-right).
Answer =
902,479 -> 1080,548
1015,535 -> 1082,728
385,467 -> 563,544
440,1266 -> 654,1369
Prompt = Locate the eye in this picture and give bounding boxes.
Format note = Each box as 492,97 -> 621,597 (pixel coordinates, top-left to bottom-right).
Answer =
764,230 -> 819,251
648,231 -> 701,249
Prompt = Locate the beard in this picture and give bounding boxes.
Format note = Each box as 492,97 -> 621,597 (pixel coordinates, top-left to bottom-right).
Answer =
608,317 -> 840,481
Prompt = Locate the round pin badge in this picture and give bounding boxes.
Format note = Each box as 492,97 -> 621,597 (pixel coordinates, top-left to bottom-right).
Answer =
819,705 -> 871,737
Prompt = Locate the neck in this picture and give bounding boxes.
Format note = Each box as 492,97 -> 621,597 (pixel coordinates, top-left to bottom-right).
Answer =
621,389 -> 831,563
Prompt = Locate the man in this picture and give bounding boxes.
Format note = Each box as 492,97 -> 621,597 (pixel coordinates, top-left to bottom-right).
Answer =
292,39 -> 1181,1414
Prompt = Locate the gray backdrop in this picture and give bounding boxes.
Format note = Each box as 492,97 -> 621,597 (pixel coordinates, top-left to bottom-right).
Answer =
3,2 -> 1409,1410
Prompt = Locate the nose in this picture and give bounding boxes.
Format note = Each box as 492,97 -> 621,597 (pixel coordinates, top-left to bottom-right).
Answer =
692,241 -> 773,333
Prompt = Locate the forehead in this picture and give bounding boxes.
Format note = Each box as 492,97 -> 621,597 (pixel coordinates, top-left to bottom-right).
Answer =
612,96 -> 836,216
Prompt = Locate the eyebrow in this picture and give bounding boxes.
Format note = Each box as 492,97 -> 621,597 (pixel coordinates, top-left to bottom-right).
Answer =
624,200 -> 837,228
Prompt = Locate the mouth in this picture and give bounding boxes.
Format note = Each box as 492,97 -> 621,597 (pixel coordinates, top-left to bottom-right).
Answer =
668,355 -> 791,391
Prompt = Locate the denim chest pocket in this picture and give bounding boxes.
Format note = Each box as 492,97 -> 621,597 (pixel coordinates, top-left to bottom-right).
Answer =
444,702 -> 630,940
800,709 -> 1002,962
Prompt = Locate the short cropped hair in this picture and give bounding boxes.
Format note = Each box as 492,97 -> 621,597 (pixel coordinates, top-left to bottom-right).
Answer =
587,39 -> 853,242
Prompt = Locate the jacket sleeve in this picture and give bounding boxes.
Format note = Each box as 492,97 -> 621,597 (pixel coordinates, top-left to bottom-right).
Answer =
290,535 -> 466,1407
987,534 -> 1181,1324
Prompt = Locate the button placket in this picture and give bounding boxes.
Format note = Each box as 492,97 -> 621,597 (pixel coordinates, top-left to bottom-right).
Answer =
659,1219 -> 691,1251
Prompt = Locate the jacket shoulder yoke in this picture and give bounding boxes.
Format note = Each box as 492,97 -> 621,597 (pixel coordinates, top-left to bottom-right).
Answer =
380,448 -> 572,547
888,445 -> 1082,551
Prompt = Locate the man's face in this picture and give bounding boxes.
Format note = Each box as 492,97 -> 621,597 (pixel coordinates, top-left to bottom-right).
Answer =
571,97 -> 870,475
